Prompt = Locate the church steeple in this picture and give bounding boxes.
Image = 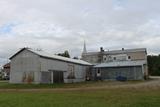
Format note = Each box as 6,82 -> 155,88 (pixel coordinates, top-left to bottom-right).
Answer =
82,40 -> 87,54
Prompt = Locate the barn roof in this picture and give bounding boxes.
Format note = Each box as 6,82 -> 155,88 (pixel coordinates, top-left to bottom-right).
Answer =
10,48 -> 92,66
94,60 -> 146,68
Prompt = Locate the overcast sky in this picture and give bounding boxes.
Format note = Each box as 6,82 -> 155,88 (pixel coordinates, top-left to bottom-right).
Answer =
0,0 -> 160,66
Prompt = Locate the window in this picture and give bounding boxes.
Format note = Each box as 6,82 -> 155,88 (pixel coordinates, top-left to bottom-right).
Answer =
97,69 -> 101,76
97,69 -> 100,74
128,56 -> 131,59
113,57 -> 116,60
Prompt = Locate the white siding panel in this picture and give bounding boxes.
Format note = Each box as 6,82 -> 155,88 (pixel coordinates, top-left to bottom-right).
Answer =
10,71 -> 23,83
40,58 -> 68,72
74,65 -> 86,79
10,50 -> 40,83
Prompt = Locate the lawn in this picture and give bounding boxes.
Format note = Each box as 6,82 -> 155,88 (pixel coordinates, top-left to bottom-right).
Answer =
0,80 -> 159,107
0,89 -> 160,107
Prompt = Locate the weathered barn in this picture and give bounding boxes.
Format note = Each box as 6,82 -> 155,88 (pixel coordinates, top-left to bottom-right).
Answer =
9,48 -> 92,84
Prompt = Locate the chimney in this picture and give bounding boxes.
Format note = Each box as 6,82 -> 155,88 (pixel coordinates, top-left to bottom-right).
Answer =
100,47 -> 104,52
122,48 -> 124,51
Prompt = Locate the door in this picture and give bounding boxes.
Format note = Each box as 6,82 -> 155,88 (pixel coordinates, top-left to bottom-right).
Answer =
53,71 -> 64,83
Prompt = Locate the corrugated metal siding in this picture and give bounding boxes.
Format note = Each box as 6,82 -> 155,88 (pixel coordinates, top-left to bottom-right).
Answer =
40,58 -> 68,72
40,57 -> 87,83
100,66 -> 143,80
10,49 -> 89,84
41,72 -> 52,83
10,50 -> 40,83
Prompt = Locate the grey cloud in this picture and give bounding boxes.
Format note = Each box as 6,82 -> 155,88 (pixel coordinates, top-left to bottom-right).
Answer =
0,0 -> 160,66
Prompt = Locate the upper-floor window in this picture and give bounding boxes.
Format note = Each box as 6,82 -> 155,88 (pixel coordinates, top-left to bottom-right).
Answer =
128,56 -> 131,59
113,57 -> 116,60
108,56 -> 112,60
103,55 -> 107,62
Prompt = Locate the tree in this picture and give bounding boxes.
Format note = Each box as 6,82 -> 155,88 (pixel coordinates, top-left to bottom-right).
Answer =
57,50 -> 70,58
64,50 -> 70,58
147,55 -> 160,76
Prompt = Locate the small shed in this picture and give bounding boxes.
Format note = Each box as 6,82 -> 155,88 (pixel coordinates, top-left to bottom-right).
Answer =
9,48 -> 92,84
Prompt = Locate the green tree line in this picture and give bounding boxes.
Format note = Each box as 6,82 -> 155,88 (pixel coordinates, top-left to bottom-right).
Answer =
147,55 -> 160,76
57,50 -> 70,58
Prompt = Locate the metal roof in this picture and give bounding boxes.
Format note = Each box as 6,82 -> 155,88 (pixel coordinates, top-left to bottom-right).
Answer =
94,60 -> 146,68
10,48 -> 92,66
29,49 -> 92,66
104,48 -> 147,54
84,48 -> 147,55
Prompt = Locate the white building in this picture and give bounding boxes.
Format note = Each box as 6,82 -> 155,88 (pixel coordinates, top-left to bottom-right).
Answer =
9,48 -> 92,84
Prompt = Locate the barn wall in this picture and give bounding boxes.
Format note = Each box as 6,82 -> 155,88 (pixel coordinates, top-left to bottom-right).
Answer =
64,64 -> 87,83
40,58 -> 87,83
40,58 -> 67,83
10,50 -> 41,84
40,58 -> 68,71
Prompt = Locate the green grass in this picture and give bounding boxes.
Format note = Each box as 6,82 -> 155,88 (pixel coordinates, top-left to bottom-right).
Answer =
0,81 -> 96,89
0,80 -> 159,107
0,81 -> 64,89
0,89 -> 160,107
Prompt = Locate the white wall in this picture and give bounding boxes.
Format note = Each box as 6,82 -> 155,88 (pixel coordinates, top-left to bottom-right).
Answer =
10,50 -> 41,83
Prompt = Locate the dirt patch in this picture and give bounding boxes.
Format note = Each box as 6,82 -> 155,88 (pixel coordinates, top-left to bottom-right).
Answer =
0,77 -> 160,92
